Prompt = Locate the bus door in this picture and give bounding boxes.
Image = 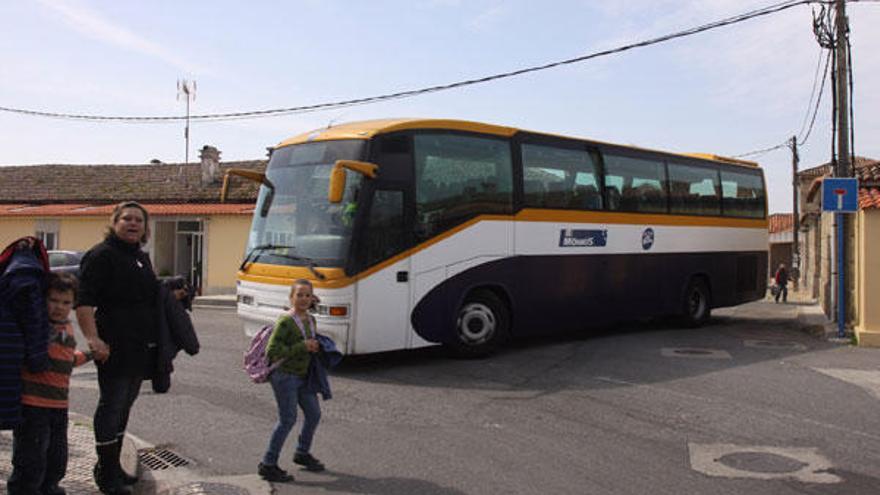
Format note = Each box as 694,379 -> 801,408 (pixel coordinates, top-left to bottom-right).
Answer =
353,185 -> 413,353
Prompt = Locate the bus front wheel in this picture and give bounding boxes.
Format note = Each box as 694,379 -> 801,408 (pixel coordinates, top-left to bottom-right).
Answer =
682,277 -> 711,327
449,290 -> 509,357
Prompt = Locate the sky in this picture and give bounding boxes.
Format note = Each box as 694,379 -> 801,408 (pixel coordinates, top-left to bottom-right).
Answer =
1,0 -> 878,214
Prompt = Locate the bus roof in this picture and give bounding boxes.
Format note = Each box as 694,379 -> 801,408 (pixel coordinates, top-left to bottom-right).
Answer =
275,118 -> 518,148
274,118 -> 760,169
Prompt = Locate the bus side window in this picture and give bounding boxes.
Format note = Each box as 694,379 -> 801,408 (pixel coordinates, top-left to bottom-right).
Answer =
521,143 -> 598,210
364,189 -> 406,266
668,162 -> 720,216
413,134 -> 513,241
602,153 -> 666,213
721,169 -> 765,218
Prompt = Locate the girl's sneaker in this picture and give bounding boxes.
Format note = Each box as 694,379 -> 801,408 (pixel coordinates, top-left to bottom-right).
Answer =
293,452 -> 325,472
258,463 -> 294,482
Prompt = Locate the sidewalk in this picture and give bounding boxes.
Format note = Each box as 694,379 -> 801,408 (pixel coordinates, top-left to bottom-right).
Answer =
763,288 -> 843,341
192,294 -> 236,308
1,411 -> 270,495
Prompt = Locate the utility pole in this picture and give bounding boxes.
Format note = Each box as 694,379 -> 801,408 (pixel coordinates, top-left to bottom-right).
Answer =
834,0 -> 850,336
790,136 -> 800,291
177,79 -> 197,165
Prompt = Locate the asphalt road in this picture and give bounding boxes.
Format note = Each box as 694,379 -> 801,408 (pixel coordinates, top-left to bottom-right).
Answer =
68,302 -> 880,495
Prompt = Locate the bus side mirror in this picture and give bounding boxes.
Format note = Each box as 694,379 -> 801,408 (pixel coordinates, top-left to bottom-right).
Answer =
329,167 -> 347,204
328,160 -> 379,204
221,168 -> 276,217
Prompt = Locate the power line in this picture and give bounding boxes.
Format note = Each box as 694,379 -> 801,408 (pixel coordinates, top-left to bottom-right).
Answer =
732,142 -> 790,159
0,0 -> 822,124
797,48 -> 833,146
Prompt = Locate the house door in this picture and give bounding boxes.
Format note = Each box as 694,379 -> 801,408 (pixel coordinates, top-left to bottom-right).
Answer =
175,221 -> 204,295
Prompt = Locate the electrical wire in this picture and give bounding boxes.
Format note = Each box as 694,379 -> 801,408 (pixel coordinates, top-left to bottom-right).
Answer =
797,48 -> 832,146
0,0 -> 822,124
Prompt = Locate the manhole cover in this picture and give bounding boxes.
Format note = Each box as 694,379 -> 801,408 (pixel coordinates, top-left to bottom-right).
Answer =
718,452 -> 808,474
139,448 -> 190,471
163,482 -> 250,495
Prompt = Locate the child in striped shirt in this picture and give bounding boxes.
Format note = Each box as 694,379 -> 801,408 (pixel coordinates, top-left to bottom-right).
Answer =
8,272 -> 93,495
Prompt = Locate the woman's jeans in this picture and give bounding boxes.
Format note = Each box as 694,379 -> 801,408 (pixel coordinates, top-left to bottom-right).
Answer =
8,406 -> 69,494
262,370 -> 321,466
94,370 -> 143,444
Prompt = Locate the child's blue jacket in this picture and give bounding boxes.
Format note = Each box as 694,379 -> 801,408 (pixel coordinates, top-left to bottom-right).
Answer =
306,334 -> 342,400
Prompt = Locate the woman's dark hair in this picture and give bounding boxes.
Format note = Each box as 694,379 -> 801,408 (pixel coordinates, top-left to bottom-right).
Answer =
104,201 -> 150,244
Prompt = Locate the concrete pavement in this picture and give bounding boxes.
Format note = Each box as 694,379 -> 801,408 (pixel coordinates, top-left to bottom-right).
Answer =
1,293 -> 844,495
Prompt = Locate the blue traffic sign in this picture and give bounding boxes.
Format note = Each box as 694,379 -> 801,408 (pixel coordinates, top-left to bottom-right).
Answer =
822,178 -> 859,213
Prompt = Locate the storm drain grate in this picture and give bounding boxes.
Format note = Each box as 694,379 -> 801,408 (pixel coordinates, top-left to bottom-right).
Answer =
139,447 -> 190,471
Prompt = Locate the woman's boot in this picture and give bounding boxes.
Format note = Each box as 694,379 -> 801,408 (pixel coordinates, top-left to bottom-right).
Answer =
113,434 -> 139,485
94,442 -> 132,495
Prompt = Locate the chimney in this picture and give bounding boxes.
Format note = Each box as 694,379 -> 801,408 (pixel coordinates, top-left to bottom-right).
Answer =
199,145 -> 221,185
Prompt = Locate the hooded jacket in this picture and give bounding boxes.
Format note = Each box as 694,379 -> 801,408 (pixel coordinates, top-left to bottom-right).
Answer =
0,246 -> 51,429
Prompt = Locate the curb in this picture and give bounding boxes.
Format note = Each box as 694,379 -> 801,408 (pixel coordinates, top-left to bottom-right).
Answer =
795,304 -> 849,342
192,296 -> 236,309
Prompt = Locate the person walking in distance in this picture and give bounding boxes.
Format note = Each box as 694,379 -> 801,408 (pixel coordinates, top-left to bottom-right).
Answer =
774,263 -> 789,303
76,202 -> 158,495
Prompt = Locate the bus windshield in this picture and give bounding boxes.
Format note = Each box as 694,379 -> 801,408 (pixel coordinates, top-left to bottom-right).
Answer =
245,140 -> 365,268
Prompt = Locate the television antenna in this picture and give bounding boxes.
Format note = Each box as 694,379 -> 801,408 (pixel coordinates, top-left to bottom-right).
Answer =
177,79 -> 197,165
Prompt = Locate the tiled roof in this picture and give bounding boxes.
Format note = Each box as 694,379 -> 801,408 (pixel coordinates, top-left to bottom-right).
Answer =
799,156 -> 876,177
856,159 -> 880,209
0,203 -> 254,217
0,160 -> 266,204
799,157 -> 880,210
768,213 -> 793,233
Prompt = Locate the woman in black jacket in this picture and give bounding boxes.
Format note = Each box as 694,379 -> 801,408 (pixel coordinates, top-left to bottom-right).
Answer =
76,202 -> 157,495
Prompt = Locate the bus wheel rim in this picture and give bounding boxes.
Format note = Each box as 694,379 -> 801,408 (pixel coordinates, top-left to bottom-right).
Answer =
458,302 -> 496,344
689,289 -> 705,318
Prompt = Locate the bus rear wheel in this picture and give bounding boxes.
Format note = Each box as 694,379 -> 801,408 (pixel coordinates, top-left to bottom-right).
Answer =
449,290 -> 509,357
682,277 -> 711,327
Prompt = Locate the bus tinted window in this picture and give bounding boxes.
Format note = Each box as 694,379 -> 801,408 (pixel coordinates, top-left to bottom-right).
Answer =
414,134 -> 513,240
603,153 -> 667,213
668,162 -> 721,216
721,169 -> 765,218
364,189 -> 406,266
522,144 -> 602,210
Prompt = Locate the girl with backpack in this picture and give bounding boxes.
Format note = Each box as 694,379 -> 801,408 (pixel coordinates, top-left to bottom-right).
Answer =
258,279 -> 327,482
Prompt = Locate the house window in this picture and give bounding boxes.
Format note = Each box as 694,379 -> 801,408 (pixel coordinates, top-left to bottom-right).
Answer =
35,220 -> 59,250
36,231 -> 57,250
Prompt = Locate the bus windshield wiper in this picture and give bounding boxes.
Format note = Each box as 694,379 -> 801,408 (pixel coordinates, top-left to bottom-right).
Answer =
240,244 -> 326,280
280,253 -> 327,281
240,243 -> 295,270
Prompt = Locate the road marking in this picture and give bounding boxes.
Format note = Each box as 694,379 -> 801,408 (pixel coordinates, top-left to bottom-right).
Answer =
688,443 -> 841,483
813,368 -> 880,400
661,347 -> 731,359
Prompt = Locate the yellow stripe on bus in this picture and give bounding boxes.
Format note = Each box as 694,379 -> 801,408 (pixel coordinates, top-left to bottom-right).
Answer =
238,212 -> 767,288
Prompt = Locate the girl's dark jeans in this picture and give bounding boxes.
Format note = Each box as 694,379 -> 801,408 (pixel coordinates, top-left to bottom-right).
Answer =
8,406 -> 69,495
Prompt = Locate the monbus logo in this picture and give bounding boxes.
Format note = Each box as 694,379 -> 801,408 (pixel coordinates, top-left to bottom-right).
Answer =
558,229 -> 608,247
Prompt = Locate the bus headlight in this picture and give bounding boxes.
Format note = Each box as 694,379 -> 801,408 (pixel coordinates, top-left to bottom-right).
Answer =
316,304 -> 349,317
238,294 -> 254,305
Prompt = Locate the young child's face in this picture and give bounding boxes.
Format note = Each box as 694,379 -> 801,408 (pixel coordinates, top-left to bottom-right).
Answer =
289,284 -> 314,312
47,289 -> 74,322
